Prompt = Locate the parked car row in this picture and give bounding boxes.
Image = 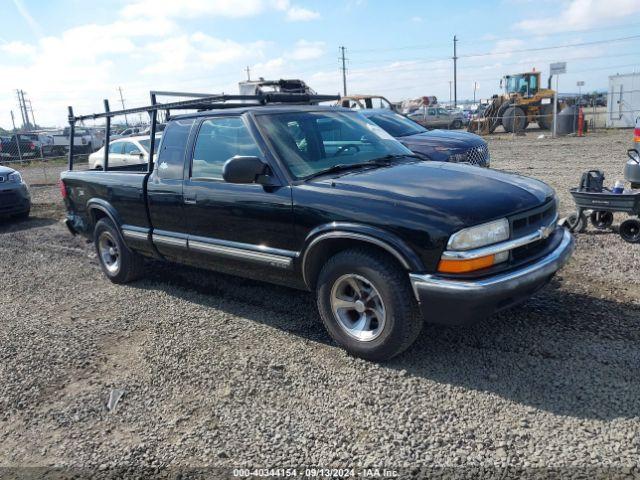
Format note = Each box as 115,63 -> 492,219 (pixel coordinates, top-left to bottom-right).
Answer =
52,127 -> 104,155
0,135 -> 39,161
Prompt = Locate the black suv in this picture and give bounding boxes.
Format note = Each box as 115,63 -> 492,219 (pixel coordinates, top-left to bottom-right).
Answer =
61,103 -> 574,360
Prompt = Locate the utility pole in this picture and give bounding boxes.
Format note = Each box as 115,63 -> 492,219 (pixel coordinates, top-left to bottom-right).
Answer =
449,81 -> 452,105
473,81 -> 478,104
10,111 -> 23,162
16,90 -> 27,129
452,35 -> 458,109
118,86 -> 129,126
20,90 -> 30,129
28,99 -> 36,128
245,66 -> 251,81
340,46 -> 347,96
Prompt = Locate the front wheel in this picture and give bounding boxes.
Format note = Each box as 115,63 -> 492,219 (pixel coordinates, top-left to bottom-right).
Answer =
451,119 -> 463,129
94,218 -> 145,283
316,248 -> 423,361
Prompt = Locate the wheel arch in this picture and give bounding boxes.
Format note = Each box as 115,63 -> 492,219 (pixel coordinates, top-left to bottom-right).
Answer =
301,223 -> 424,290
87,199 -> 124,241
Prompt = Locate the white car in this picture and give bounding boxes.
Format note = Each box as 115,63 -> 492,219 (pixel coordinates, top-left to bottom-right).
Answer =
88,135 -> 160,170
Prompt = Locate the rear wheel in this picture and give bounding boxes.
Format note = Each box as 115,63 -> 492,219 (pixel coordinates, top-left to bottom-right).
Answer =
451,119 -> 463,129
94,218 -> 144,283
316,248 -> 423,361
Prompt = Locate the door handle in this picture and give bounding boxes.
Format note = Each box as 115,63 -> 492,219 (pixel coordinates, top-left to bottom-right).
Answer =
184,196 -> 197,204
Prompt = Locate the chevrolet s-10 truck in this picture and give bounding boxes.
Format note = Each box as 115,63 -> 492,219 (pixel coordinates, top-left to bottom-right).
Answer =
61,94 -> 574,360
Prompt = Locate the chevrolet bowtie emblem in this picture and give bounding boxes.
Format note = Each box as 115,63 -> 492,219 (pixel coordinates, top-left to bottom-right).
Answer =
539,225 -> 553,239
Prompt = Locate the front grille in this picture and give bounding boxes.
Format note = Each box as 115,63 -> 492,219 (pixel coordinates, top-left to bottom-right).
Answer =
510,200 -> 557,238
0,190 -> 19,207
509,199 -> 557,262
450,144 -> 490,167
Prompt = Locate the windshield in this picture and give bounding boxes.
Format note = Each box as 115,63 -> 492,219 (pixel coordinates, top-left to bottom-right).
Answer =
366,112 -> 427,137
258,111 -> 412,180
139,138 -> 160,153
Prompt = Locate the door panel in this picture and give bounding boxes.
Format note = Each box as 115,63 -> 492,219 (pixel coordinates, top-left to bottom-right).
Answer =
147,118 -> 195,259
182,116 -> 295,271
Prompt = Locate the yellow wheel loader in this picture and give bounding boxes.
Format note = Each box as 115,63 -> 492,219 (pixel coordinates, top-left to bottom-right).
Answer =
469,71 -> 561,134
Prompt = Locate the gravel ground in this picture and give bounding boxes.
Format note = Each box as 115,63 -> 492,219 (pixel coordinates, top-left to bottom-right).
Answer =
1,129 -> 639,478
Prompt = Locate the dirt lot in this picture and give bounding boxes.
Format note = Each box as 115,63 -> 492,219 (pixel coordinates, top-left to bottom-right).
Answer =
1,129 -> 639,477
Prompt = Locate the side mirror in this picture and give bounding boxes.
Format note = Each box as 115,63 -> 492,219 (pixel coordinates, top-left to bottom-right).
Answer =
628,149 -> 640,164
222,156 -> 270,184
128,149 -> 142,156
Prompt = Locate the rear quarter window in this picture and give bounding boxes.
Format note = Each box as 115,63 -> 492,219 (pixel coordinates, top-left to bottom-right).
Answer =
156,119 -> 195,179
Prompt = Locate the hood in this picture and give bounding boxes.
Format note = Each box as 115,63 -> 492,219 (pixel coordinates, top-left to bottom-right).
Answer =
400,130 -> 485,150
0,165 -> 16,175
308,160 -> 553,229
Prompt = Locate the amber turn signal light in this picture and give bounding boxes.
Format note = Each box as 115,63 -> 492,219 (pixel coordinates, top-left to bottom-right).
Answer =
437,254 -> 495,273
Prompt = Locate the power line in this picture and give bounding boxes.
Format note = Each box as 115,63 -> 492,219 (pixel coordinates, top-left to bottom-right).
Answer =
347,22 -> 640,55
458,21 -> 640,45
459,34 -> 640,59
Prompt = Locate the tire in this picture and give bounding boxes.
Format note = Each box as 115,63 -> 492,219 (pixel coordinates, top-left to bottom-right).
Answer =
94,218 -> 144,283
451,120 -> 463,129
502,106 -> 526,133
590,211 -> 614,230
619,219 -> 640,243
538,104 -> 553,130
566,212 -> 586,233
316,248 -> 423,361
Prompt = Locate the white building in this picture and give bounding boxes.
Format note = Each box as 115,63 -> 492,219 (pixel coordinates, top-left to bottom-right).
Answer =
607,72 -> 640,128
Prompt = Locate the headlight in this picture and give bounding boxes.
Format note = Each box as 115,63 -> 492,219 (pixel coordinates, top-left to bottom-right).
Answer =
7,172 -> 22,183
447,218 -> 509,251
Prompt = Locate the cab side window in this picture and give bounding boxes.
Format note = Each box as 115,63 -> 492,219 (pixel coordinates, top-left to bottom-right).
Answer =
191,117 -> 262,180
156,119 -> 195,179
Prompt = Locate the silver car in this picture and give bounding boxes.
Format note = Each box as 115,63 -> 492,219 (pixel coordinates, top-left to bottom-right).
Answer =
407,106 -> 465,129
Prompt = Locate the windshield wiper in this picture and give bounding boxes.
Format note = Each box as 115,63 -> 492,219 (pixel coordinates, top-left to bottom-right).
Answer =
303,154 -> 420,181
369,153 -> 424,161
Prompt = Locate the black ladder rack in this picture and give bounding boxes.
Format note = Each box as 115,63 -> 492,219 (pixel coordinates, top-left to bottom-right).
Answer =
66,91 -> 340,171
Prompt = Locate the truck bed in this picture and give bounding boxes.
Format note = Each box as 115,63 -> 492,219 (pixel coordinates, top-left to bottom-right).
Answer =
61,169 -> 151,234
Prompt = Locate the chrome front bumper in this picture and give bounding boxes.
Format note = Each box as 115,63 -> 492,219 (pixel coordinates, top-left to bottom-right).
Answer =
409,228 -> 575,325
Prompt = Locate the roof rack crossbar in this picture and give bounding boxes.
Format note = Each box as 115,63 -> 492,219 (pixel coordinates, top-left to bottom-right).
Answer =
68,92 -> 340,123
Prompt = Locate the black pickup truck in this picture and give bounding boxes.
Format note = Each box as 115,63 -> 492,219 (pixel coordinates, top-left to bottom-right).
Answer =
61,102 -> 574,360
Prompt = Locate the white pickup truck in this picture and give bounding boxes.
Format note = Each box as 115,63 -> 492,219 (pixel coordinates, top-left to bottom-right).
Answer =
52,127 -> 104,155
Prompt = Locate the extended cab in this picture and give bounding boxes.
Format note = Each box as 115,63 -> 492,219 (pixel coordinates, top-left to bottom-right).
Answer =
61,103 -> 574,360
